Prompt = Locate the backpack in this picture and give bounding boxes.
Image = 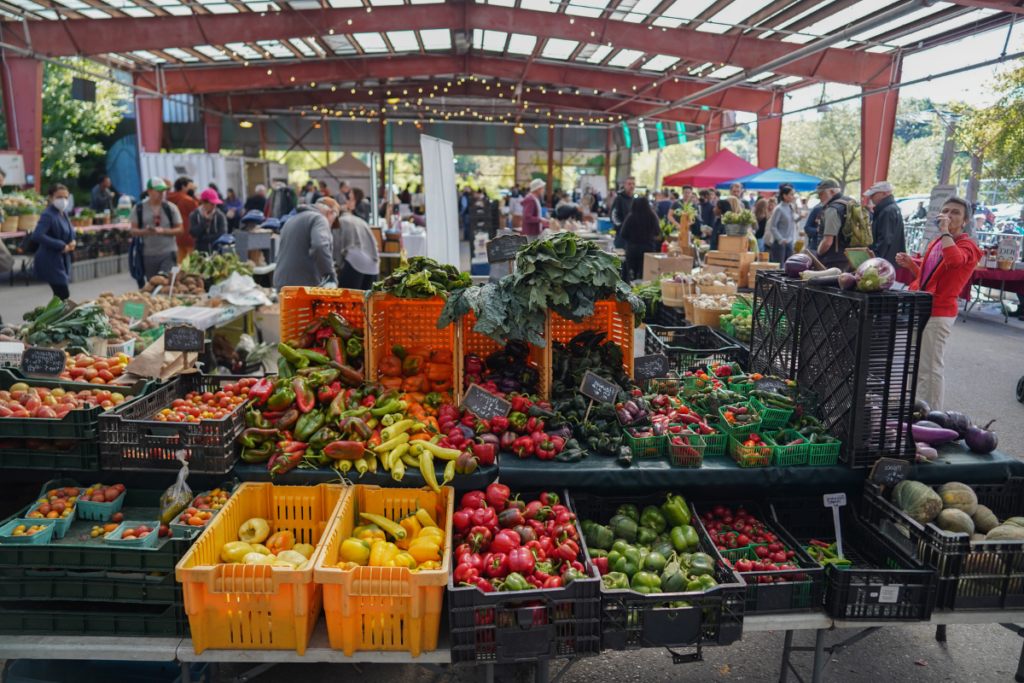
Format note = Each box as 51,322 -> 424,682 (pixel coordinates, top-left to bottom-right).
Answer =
135,201 -> 176,230
835,198 -> 873,247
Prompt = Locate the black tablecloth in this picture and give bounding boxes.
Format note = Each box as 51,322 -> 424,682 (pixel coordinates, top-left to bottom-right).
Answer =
226,461 -> 499,493
497,443 -> 1024,498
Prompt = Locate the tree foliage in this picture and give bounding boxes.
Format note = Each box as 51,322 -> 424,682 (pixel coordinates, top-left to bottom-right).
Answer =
955,57 -> 1024,197
779,104 -> 861,194
631,141 -> 702,189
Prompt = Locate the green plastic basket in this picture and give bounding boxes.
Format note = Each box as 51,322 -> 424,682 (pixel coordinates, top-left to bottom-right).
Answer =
624,431 -> 665,459
727,377 -> 754,396
728,434 -> 773,468
807,440 -> 841,466
768,430 -> 809,467
720,317 -> 735,337
666,432 -> 705,468
731,300 -> 751,316
748,396 -> 793,431
104,520 -> 161,549
0,518 -> 58,545
717,403 -> 763,436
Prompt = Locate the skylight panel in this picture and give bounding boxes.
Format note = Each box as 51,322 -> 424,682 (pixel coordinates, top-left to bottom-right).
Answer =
488,0 -> 515,7
369,0 -> 404,6
890,9 -> 999,46
353,32 -> 389,53
195,45 -> 231,60
322,34 -> 358,54
164,47 -> 199,61
133,50 -> 166,63
566,0 -> 608,18
54,0 -> 90,9
608,48 -> 643,67
195,0 -> 239,13
327,0 -> 362,6
623,0 -> 659,23
79,8 -> 111,18
387,30 -> 419,51
747,71 -> 774,82
796,0 -> 891,38
472,28 -> 483,50
708,65 -> 743,78
5,0 -> 47,12
541,38 -> 578,59
641,55 -> 679,71
123,7 -> 154,16
483,30 -> 509,52
849,4 -> 948,42
420,29 -> 451,50
226,43 -> 261,59
774,75 -> 803,85
520,0 -> 557,12
256,40 -> 294,57
652,0 -> 717,26
586,45 -> 612,63
507,33 -> 537,55
697,0 -> 772,33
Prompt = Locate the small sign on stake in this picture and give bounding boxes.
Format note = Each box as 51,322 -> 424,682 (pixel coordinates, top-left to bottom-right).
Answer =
486,234 -> 528,263
579,370 -> 619,422
823,493 -> 847,560
869,458 -> 911,488
633,354 -> 669,381
462,384 -> 512,422
123,301 -> 147,325
164,324 -> 206,352
20,347 -> 67,377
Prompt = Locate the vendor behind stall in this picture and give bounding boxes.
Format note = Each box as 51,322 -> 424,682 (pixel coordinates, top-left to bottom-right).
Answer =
189,189 -> 228,253
332,202 -> 380,290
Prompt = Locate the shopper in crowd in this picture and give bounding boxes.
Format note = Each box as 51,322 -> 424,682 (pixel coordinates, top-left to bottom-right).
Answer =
521,178 -> 549,242
130,178 -> 183,279
804,202 -> 824,252
189,189 -> 228,254
32,183 -> 76,300
168,177 -> 200,263
815,179 -> 855,269
89,175 -> 115,213
897,197 -> 981,409
766,183 -> 798,263
410,183 -> 425,216
245,184 -> 268,218
267,181 -> 296,218
223,189 -> 243,232
913,201 -> 927,220
729,182 -> 749,209
333,199 -> 380,290
864,181 -> 906,269
654,190 -> 672,220
319,182 -> 330,201
708,199 -> 732,250
273,197 -> 338,289
334,181 -> 351,207
350,187 -> 371,222
206,183 -> 223,202
611,177 -> 636,249
698,189 -> 716,226
753,197 -> 771,252
620,195 -> 661,282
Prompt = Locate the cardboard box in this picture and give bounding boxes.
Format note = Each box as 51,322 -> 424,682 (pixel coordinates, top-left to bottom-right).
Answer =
384,241 -> 402,253
718,235 -> 750,253
643,252 -> 693,283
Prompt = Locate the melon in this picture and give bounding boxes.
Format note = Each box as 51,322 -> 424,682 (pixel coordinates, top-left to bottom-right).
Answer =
970,533 -> 986,543
938,483 -> 978,516
1005,517 -> 1024,529
986,525 -> 1024,541
971,505 -> 999,534
892,480 -> 943,524
936,508 -> 975,534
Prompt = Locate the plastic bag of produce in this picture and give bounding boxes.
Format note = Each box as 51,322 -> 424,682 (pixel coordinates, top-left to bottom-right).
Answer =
159,450 -> 193,525
854,257 -> 896,292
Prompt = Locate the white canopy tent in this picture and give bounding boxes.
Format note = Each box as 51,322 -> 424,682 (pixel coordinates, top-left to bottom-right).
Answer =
308,154 -> 372,196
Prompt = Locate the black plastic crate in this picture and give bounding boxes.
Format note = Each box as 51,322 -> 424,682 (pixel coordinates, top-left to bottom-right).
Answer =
0,368 -> 153,440
448,489 -> 601,665
569,491 -> 746,651
98,373 -> 248,474
770,498 -> 937,621
0,439 -> 99,471
0,601 -> 188,637
795,286 -> 931,468
645,325 -> 746,375
0,569 -> 180,604
3,659 -> 209,683
862,479 -> 1024,611
693,501 -> 825,615
750,271 -> 805,379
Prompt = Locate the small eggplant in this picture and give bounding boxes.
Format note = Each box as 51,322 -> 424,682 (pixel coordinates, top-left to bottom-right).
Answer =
652,421 -> 665,437
910,421 -> 959,445
477,432 -> 500,449
965,419 -> 997,454
616,407 -> 633,425
623,400 -> 640,418
925,411 -> 950,429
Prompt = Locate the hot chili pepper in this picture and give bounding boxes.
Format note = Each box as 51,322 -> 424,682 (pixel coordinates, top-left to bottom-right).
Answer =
250,378 -> 275,404
369,399 -> 401,417
310,427 -> 340,452
241,441 -> 275,463
278,343 -> 309,369
486,483 -> 510,510
245,409 -> 271,430
323,336 -> 345,366
323,311 -> 353,339
512,435 -> 534,458
338,416 -> 373,441
332,363 -> 365,387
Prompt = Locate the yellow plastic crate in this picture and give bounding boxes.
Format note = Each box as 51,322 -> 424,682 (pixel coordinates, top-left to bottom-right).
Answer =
175,482 -> 347,655
313,485 -> 453,657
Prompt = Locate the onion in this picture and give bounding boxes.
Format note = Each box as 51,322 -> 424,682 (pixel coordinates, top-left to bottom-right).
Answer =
784,253 -> 813,278
965,419 -> 998,454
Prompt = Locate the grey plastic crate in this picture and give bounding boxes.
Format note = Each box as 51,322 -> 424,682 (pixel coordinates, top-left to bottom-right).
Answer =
95,255 -> 121,278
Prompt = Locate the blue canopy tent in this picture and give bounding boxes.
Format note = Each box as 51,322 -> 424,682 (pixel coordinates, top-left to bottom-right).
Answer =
716,167 -> 823,192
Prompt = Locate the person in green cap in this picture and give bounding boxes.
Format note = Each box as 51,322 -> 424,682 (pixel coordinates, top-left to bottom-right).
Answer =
130,177 -> 184,279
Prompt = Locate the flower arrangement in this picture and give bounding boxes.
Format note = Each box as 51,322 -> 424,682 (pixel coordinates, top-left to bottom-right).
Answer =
723,209 -> 755,225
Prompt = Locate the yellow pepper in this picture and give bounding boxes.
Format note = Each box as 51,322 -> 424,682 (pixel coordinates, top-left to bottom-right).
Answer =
357,527 -> 386,543
391,552 -> 417,569
337,561 -> 362,571
369,540 -> 400,567
352,524 -> 379,537
417,526 -> 444,543
397,515 -> 423,550
416,561 -> 441,571
415,508 -> 438,529
408,539 -> 441,564
339,537 -> 371,566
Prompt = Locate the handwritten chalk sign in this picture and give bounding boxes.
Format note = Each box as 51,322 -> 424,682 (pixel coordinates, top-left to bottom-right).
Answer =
164,324 -> 205,352
754,377 -> 789,393
869,458 -> 911,487
462,384 -> 512,422
486,234 -> 528,263
20,347 -> 66,377
579,370 -> 619,404
634,354 -> 669,381
998,237 -> 1019,262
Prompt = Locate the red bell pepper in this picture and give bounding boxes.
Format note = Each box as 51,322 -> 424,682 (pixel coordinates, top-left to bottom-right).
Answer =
509,395 -> 533,413
538,535 -> 555,558
464,354 -> 484,375
481,381 -> 499,395
526,416 -> 545,433
525,539 -> 546,561
513,436 -> 535,458
500,431 -> 518,452
455,543 -> 472,559
524,501 -> 551,522
490,415 -> 510,434
485,483 -> 511,510
461,414 -> 477,428
536,439 -> 556,460
497,507 -> 525,529
484,552 -> 510,579
542,576 -> 562,589
472,507 -> 498,530
453,563 -> 479,585
470,441 -> 496,467
508,547 -> 536,575
461,491 -> 488,510
474,577 -> 495,593
526,574 -> 543,589
548,436 -> 564,454
317,381 -> 341,404
554,537 -> 579,563
453,508 -> 473,534
447,427 -> 465,446
490,529 -> 520,556
539,492 -> 560,507
474,418 -> 491,435
469,526 -> 493,553
593,556 -> 610,575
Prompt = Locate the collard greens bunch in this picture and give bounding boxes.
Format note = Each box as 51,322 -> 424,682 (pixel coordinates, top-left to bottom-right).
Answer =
439,233 -> 644,346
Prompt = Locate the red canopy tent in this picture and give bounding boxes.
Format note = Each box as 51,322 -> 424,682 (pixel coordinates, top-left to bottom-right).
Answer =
662,150 -> 762,188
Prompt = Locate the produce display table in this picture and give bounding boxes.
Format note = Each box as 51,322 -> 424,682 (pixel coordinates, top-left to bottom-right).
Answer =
896,266 -> 1024,322
497,444 -> 1024,495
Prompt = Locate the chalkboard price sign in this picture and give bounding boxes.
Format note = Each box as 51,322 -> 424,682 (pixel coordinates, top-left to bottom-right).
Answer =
164,324 -> 206,352
633,354 -> 669,381
754,377 -> 789,393
20,347 -> 66,377
486,234 -> 528,263
579,370 -> 619,404
462,384 -> 512,422
869,457 -> 911,487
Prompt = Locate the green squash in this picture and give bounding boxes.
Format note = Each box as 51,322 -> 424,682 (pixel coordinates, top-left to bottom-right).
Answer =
892,480 -> 942,525
1004,517 -> 1024,529
936,508 -> 975,535
971,505 -> 999,534
986,525 -> 1024,541
970,533 -> 986,543
938,483 -> 978,516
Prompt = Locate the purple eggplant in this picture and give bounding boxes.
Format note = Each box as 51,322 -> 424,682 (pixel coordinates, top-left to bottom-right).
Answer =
616,407 -> 634,425
652,421 -> 665,436
965,419 -> 997,454
623,401 -> 640,418
459,424 -> 476,441
476,433 -> 500,449
910,421 -> 959,445
548,425 -> 572,441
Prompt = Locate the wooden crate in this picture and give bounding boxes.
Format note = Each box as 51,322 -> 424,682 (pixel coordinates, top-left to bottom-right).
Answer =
692,303 -> 735,329
545,298 -> 635,390
717,235 -> 750,253
366,293 -> 456,386
456,311 -> 548,400
748,262 -> 780,285
705,251 -> 757,287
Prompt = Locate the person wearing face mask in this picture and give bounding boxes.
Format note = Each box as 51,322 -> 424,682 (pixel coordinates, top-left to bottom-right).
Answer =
32,184 -> 77,300
189,189 -> 228,253
273,197 -> 337,290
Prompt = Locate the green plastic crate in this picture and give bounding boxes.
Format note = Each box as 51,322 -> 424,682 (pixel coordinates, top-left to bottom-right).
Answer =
748,396 -> 793,431
0,440 -> 100,471
624,431 -> 665,459
682,423 -> 726,457
807,440 -> 841,466
728,434 -> 773,468
104,521 -> 161,549
0,570 -> 179,604
666,432 -> 704,467
768,430 -> 809,467
0,518 -> 59,545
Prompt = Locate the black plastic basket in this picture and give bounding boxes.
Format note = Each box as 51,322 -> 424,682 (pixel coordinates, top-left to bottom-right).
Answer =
862,479 -> 1024,611
645,325 -> 746,376
98,373 -> 248,474
750,271 -> 806,380
0,570 -> 181,604
0,439 -> 99,471
693,501 -> 825,615
795,286 -> 932,468
770,497 -> 937,621
0,601 -> 188,637
448,489 -> 601,666
569,491 -> 746,651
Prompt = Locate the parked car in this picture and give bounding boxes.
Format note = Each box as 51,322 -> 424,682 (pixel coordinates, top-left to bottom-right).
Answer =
895,194 -> 930,219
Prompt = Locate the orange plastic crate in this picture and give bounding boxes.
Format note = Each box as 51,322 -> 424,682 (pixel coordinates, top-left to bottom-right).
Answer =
313,485 -> 454,657
175,482 -> 347,655
280,287 -> 366,362
456,310 -> 549,401
545,298 -> 635,390
366,293 -> 456,385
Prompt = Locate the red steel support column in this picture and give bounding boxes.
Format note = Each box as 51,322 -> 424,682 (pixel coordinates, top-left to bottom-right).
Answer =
861,65 -> 901,191
379,115 -> 386,202
136,95 -> 164,154
605,127 -> 611,190
203,111 -> 222,154
0,53 -> 43,190
546,119 -> 554,205
704,113 -> 722,159
757,96 -> 783,170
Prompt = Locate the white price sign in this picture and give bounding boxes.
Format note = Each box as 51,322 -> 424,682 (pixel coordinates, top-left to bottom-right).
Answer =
824,493 -> 847,560
824,493 -> 847,508
998,238 -> 1019,262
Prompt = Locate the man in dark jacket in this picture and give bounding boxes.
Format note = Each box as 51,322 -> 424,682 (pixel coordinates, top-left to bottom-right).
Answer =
610,177 -> 635,249
864,181 -> 905,268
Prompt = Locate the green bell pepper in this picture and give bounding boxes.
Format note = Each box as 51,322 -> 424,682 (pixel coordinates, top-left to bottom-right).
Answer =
580,519 -> 595,534
610,539 -> 631,555
615,504 -> 640,524
688,553 -> 716,577
640,506 -> 667,534
611,516 -> 639,543
643,551 -> 668,574
670,525 -> 700,554
661,494 -> 692,528
602,572 -> 631,590
685,575 -> 718,592
501,572 -> 531,591
267,386 -> 296,411
562,568 -> 586,586
630,571 -> 662,594
636,527 -> 659,547
651,541 -> 675,559
662,559 -> 689,593
584,524 -> 615,551
610,546 -> 642,579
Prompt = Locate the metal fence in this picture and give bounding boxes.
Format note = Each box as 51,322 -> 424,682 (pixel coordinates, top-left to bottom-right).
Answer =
904,221 -> 1023,259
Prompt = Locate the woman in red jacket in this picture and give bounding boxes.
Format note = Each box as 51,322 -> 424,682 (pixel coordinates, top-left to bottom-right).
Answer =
896,196 -> 981,410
